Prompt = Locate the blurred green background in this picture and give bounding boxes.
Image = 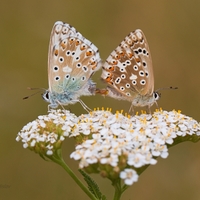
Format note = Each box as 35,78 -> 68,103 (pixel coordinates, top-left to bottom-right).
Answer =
1,0 -> 200,199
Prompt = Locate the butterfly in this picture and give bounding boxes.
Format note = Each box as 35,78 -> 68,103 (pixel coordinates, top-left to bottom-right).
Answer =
42,21 -> 101,111
97,29 -> 164,112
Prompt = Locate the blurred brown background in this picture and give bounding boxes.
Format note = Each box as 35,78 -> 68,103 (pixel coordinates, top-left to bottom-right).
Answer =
1,0 -> 200,199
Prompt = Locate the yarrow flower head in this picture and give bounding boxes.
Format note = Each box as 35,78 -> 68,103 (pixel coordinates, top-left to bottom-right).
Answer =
17,108 -> 200,186
70,108 -> 200,185
16,109 -> 78,158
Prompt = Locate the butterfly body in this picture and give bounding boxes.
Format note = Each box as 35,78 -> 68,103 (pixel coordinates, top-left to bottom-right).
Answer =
43,21 -> 101,109
100,29 -> 160,110
105,85 -> 159,107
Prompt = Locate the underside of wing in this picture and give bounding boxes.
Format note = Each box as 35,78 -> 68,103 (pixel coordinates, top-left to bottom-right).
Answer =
48,21 -> 101,95
101,29 -> 154,100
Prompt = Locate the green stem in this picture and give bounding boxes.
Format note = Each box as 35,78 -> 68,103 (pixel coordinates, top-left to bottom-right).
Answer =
47,150 -> 97,200
112,180 -> 123,200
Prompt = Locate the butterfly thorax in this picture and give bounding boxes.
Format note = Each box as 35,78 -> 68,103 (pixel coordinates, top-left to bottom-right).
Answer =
42,90 -> 75,108
43,78 -> 97,108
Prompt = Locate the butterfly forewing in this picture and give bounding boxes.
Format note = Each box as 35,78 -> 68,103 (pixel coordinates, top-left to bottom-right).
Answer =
48,21 -> 101,95
101,29 -> 154,102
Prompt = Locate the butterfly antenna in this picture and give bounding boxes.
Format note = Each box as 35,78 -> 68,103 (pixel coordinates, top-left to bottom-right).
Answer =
155,86 -> 178,92
23,87 -> 46,100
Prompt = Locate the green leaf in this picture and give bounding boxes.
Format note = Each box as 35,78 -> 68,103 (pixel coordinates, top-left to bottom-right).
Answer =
79,169 -> 107,200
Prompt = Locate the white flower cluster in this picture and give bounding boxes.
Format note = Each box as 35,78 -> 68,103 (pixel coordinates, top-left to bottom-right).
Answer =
70,109 -> 200,185
16,109 -> 78,155
17,109 -> 200,185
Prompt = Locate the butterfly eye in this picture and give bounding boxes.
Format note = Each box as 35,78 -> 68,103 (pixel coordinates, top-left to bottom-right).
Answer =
154,92 -> 160,100
42,91 -> 50,103
45,92 -> 49,99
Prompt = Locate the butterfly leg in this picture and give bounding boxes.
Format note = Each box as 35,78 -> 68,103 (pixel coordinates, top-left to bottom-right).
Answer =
128,104 -> 135,115
147,106 -> 152,115
78,99 -> 92,113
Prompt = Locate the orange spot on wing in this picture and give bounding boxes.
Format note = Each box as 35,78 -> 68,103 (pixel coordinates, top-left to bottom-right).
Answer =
54,49 -> 58,56
86,51 -> 93,56
92,65 -> 97,70
69,38 -> 74,44
105,76 -> 113,84
61,42 -> 66,49
128,53 -> 133,58
75,40 -> 80,46
80,46 -> 86,50
107,66 -> 115,72
112,60 -> 118,65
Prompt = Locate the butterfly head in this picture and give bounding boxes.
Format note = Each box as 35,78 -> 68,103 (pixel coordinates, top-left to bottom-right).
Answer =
42,90 -> 58,108
42,90 -> 50,103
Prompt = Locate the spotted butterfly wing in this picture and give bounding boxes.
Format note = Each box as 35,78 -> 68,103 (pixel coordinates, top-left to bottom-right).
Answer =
43,21 -> 101,110
101,29 -> 159,108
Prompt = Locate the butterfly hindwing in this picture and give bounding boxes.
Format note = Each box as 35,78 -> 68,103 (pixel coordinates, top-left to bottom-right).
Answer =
101,29 -> 154,102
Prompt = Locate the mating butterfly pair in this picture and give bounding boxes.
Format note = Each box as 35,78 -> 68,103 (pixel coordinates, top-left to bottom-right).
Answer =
43,21 -> 161,112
